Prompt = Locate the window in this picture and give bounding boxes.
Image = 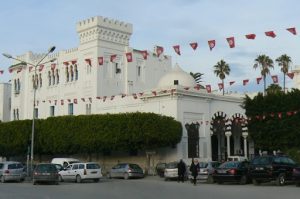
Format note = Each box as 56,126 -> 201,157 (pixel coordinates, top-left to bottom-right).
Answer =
79,164 -> 84,169
48,71 -> 51,86
70,65 -> 74,81
72,164 -> 78,170
17,79 -> 21,91
16,109 -> 19,120
137,66 -> 141,76
86,104 -> 91,115
50,106 -> 55,117
13,109 -> 16,120
68,103 -> 74,115
34,108 -> 38,119
52,70 -> 55,85
35,74 -> 39,88
74,64 -> 78,80
39,74 -> 42,87
115,63 -> 121,74
56,69 -> 59,84
66,67 -> 69,82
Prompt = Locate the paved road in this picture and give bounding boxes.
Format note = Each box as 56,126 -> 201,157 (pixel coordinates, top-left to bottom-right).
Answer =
0,177 -> 300,199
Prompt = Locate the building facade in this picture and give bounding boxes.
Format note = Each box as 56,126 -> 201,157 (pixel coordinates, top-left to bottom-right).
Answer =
0,83 -> 11,122
8,16 -> 252,165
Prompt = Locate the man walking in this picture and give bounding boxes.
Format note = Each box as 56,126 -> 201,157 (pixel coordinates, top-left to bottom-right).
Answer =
177,159 -> 186,183
190,159 -> 200,185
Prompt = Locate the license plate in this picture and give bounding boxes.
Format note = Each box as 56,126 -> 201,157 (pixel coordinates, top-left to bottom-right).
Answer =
91,171 -> 97,174
42,173 -> 50,175
218,170 -> 226,174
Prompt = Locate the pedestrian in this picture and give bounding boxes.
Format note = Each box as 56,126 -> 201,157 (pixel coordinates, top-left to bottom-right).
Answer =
189,158 -> 200,185
177,159 -> 186,183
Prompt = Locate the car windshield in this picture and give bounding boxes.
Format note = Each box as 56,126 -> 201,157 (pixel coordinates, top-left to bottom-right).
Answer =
166,162 -> 178,169
129,164 -> 142,170
219,162 -> 239,168
199,162 -> 208,168
36,164 -> 57,172
87,163 -> 100,169
252,157 -> 272,165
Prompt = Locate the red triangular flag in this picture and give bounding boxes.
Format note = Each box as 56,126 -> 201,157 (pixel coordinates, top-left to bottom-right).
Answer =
9,68 -> 13,73
126,52 -> 133,62
156,46 -> 164,56
208,40 -> 216,51
206,85 -> 211,93
110,55 -> 117,62
218,83 -> 223,90
229,81 -> 235,86
265,31 -> 276,38
141,50 -> 148,60
245,34 -> 256,39
173,45 -> 181,55
256,77 -> 262,84
287,27 -> 297,35
271,75 -> 278,83
243,79 -> 249,86
287,72 -> 294,79
226,37 -> 235,48
98,57 -> 104,65
190,42 -> 198,50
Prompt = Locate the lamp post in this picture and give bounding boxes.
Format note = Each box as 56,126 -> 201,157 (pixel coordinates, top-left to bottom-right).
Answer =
3,46 -> 56,177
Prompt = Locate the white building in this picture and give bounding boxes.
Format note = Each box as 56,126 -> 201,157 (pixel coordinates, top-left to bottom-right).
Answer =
8,16 -> 252,163
0,83 -> 11,122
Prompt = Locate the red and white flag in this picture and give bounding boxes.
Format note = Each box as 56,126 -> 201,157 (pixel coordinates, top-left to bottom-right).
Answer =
287,72 -> 294,79
98,57 -> 104,65
243,79 -> 249,86
229,81 -> 235,86
9,68 -> 13,73
265,31 -> 276,38
287,27 -> 297,35
126,52 -> 133,62
245,34 -> 256,39
63,61 -> 69,66
256,77 -> 262,84
206,85 -> 211,93
51,64 -> 56,70
156,46 -> 164,56
190,42 -> 198,50
226,37 -> 235,48
141,50 -> 148,60
85,59 -> 91,66
218,83 -> 224,90
208,40 -> 216,51
271,75 -> 278,83
110,54 -> 117,62
74,99 -> 78,104
173,45 -> 181,55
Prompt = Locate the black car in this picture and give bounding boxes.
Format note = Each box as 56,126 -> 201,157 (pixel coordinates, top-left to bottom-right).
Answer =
213,161 -> 250,185
155,163 -> 166,177
293,167 -> 300,187
33,163 -> 59,185
249,155 -> 297,186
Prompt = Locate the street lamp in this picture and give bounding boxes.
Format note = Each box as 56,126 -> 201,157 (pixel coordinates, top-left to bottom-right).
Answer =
3,46 -> 56,177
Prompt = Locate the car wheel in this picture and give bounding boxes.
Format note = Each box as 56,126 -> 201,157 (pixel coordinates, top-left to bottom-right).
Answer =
58,175 -> 63,182
1,175 -> 5,183
94,178 -> 100,182
240,175 -> 247,185
76,175 -> 82,183
124,173 -> 129,180
207,175 -> 214,184
252,179 -> 261,185
276,173 -> 286,186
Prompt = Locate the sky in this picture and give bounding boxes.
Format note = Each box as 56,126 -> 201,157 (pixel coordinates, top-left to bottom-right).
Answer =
0,0 -> 300,94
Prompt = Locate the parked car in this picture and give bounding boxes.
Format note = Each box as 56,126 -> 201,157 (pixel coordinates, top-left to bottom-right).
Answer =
227,156 -> 248,162
197,161 -> 221,183
164,161 -> 188,181
0,161 -> 24,183
293,167 -> 300,187
249,155 -> 297,186
59,162 -> 102,183
108,163 -> 144,180
155,163 -> 166,177
213,161 -> 250,185
51,158 -> 80,168
33,163 -> 59,185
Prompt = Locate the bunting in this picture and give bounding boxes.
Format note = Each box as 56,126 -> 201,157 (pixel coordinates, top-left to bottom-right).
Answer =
265,31 -> 276,38
208,40 -> 216,51
271,75 -> 278,83
156,46 -> 164,57
256,77 -> 262,84
245,34 -> 256,39
141,50 -> 148,60
287,72 -> 294,79
229,81 -> 235,86
98,57 -> 104,65
126,52 -> 133,62
190,42 -> 198,50
287,27 -> 297,35
226,37 -> 235,48
51,64 -> 56,70
173,45 -> 181,55
110,54 -> 117,62
206,85 -> 211,93
243,79 -> 249,86
218,83 -> 223,90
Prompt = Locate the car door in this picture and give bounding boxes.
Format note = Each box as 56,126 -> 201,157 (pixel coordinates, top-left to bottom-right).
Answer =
110,165 -> 119,178
69,164 -> 79,180
61,165 -> 73,180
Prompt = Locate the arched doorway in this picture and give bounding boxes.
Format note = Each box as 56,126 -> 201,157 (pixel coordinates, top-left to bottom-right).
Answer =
185,122 -> 200,158
230,113 -> 247,156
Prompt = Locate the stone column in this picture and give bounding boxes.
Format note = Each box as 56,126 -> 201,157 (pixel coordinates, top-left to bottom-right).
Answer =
225,131 -> 232,158
242,132 -> 248,159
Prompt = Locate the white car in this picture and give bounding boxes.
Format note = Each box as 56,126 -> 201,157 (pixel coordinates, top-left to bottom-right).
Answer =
58,162 -> 102,183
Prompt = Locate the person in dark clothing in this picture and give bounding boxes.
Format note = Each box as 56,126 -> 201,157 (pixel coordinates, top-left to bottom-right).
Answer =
177,159 -> 186,183
189,159 -> 200,185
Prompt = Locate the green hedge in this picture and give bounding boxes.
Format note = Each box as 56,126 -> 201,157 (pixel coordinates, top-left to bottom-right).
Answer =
0,113 -> 182,157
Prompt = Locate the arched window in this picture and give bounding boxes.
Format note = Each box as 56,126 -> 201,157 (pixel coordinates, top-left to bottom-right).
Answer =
14,79 -> 17,92
56,69 -> 59,84
32,75 -> 35,88
70,65 -> 74,81
66,67 -> 69,82
74,64 -> 78,80
39,74 -> 42,87
48,71 -> 51,86
35,74 -> 39,88
52,70 -> 55,85
17,79 -> 20,91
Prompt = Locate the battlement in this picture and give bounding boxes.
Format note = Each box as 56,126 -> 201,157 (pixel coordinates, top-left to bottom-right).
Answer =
76,16 -> 133,45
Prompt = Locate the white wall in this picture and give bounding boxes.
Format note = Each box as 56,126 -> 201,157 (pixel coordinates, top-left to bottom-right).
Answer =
0,83 -> 11,122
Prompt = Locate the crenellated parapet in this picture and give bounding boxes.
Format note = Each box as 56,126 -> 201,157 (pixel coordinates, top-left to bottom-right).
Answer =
76,16 -> 133,46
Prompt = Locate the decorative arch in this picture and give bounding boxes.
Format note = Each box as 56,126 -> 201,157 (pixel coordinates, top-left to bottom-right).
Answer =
185,122 -> 200,158
230,113 -> 248,156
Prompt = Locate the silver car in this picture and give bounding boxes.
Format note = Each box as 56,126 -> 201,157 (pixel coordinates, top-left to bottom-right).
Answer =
108,163 -> 144,179
0,161 -> 24,183
193,161 -> 220,183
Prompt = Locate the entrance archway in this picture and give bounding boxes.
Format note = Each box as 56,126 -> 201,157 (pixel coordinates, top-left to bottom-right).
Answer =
185,122 -> 200,158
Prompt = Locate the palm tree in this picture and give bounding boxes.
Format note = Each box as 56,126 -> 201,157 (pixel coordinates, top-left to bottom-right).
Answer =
275,54 -> 292,93
190,72 -> 204,89
253,55 -> 274,95
213,60 -> 230,95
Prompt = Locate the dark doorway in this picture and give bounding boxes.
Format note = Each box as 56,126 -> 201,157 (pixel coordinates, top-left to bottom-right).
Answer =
185,123 -> 200,158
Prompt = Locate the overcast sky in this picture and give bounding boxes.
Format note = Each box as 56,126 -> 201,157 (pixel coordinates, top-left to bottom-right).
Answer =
1,0 -> 299,93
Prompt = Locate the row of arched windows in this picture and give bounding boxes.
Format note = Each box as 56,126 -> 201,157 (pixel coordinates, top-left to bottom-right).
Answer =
65,64 -> 78,82
32,74 -> 42,88
48,69 -> 60,86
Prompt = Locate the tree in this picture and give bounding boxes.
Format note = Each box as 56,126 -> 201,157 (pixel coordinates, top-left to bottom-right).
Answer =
254,55 -> 274,95
276,54 -> 292,93
190,72 -> 204,88
213,60 -> 230,95
266,84 -> 283,95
